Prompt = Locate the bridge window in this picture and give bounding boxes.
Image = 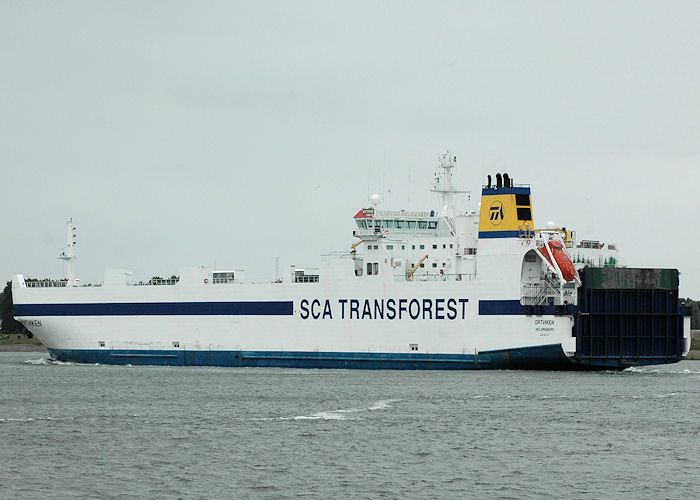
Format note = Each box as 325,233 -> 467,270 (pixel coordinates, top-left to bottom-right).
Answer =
432,263 -> 437,268
387,245 -> 393,250
407,221 -> 416,229
420,244 -> 425,249
432,244 -> 437,249
428,221 -> 437,229
418,221 -> 428,229
396,220 -> 404,228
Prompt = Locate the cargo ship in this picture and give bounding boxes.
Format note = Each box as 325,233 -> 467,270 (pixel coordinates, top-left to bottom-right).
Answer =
12,152 -> 691,369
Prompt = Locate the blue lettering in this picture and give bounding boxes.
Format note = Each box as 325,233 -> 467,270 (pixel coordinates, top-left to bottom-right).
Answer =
300,299 -> 309,319
459,298 -> 469,319
435,298 -> 445,320
446,298 -> 457,320
311,299 -> 321,319
422,299 -> 432,319
409,299 -> 420,320
398,299 -> 408,320
362,299 -> 372,319
350,299 -> 360,319
323,300 -> 332,319
374,299 -> 384,319
386,299 -> 396,320
324,297 -> 469,320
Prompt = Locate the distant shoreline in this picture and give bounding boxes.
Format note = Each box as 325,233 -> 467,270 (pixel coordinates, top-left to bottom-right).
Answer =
0,344 -> 47,352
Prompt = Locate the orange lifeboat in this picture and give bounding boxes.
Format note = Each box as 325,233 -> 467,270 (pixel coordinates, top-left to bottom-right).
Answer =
537,240 -> 576,282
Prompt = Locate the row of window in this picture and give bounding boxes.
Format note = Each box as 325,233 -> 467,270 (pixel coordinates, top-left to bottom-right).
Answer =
356,219 -> 439,230
413,243 -> 453,250
411,262 -> 449,269
295,275 -> 319,283
368,243 -> 454,251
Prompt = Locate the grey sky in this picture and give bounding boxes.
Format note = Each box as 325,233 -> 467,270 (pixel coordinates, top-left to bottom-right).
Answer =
2,1 -> 699,296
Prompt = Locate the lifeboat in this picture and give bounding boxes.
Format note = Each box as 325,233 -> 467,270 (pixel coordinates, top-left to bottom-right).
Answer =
537,240 -> 576,282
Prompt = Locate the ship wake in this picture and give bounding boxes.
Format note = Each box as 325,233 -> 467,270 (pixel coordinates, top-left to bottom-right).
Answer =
279,399 -> 398,421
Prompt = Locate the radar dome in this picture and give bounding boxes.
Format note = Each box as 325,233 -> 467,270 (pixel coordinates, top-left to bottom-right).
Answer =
546,221 -> 556,229
370,194 -> 381,206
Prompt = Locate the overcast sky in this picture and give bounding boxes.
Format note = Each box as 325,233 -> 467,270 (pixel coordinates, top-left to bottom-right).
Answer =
1,1 -> 699,296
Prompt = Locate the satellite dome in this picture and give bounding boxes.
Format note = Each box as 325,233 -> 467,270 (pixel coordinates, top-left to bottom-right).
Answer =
546,221 -> 556,229
370,194 -> 381,206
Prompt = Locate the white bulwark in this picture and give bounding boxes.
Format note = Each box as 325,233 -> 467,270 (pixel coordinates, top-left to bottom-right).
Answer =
12,152 -> 690,369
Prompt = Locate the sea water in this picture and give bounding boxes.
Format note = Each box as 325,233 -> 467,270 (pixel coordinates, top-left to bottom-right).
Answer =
1,352 -> 698,499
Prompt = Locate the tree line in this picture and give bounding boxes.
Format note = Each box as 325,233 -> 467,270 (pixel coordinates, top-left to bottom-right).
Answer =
681,298 -> 700,330
0,282 -> 29,336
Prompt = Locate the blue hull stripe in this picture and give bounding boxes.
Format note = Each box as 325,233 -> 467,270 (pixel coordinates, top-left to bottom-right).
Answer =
14,301 -> 294,317
48,344 -> 582,370
478,300 -> 570,316
479,299 -> 524,315
46,344 -> 650,370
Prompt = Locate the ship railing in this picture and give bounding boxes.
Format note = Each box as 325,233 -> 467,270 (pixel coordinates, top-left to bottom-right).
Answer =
521,282 -> 557,305
401,273 -> 476,282
521,276 -> 573,305
25,280 -> 68,288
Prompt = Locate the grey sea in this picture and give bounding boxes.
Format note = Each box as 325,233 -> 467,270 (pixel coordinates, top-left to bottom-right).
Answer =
1,352 -> 699,499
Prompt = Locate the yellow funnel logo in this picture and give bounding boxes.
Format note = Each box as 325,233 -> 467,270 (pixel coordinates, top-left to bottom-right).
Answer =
489,201 -> 504,225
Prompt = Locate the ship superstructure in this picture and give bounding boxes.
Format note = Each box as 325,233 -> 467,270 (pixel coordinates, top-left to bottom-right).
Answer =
12,152 -> 691,369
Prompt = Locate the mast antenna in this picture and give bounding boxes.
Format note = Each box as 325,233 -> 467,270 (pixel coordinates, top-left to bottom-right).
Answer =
58,218 -> 77,286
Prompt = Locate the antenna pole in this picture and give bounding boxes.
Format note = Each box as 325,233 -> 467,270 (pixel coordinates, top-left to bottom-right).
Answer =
58,218 -> 77,286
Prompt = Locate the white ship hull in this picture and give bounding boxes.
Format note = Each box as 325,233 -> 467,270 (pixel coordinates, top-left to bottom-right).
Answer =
12,274 -> 578,369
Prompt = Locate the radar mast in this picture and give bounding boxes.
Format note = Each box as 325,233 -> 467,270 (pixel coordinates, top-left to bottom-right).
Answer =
431,150 -> 468,218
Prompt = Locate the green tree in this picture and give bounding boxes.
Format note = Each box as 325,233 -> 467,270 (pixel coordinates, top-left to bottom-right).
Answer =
0,281 -> 29,336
